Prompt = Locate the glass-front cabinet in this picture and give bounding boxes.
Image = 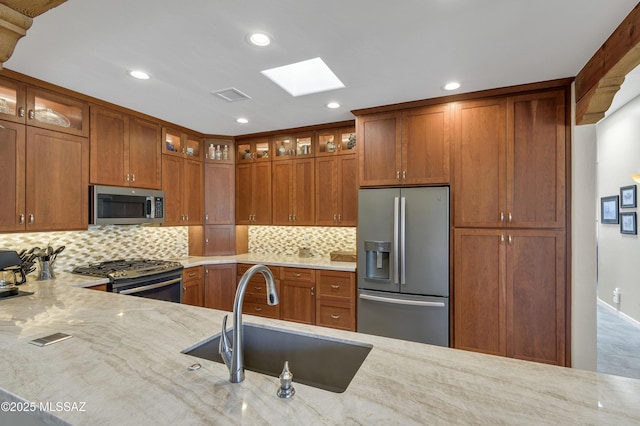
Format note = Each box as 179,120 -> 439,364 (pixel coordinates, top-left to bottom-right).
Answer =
0,77 -> 88,136
273,132 -> 314,160
162,127 -> 203,160
0,77 -> 26,124
316,127 -> 356,156
236,137 -> 270,162
204,137 -> 234,163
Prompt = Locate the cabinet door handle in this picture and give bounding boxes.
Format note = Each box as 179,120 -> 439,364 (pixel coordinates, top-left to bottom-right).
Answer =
19,214 -> 25,225
183,286 -> 186,294
311,287 -> 315,296
18,107 -> 25,118
288,214 -> 292,221
205,238 -> 209,245
331,284 -> 340,289
331,314 -> 340,320
333,214 -> 337,222
205,269 -> 209,277
28,109 -> 35,120
508,235 -> 513,245
500,212 -> 505,222
28,214 -> 34,225
508,212 -> 512,223
501,235 -> 505,243
205,214 -> 209,222
131,174 -> 136,182
185,214 -> 189,221
402,170 -> 406,180
396,171 -> 400,180
292,214 -> 296,222
0,124 -> 4,129
125,174 -> 130,182
337,214 -> 341,222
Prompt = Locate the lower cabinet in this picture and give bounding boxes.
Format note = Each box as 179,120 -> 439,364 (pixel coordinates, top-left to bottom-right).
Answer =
182,266 -> 203,307
238,263 -> 281,319
453,228 -> 566,366
203,264 -> 237,311
315,270 -> 356,331
280,277 -> 316,325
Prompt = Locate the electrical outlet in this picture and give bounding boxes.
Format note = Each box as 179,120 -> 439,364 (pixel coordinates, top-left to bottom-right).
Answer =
613,287 -> 621,304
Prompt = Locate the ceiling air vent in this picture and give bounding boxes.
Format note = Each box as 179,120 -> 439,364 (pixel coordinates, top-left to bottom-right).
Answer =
211,87 -> 251,102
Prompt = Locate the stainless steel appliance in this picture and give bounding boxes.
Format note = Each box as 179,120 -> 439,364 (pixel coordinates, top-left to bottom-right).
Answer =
72,259 -> 184,303
90,185 -> 165,225
357,187 -> 449,346
0,250 -> 27,298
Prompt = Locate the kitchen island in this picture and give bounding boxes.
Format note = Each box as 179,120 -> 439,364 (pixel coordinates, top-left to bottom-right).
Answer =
1,273 -> 639,425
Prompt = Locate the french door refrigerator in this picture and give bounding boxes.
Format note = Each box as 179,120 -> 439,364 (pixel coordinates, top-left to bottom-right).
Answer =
357,187 -> 449,347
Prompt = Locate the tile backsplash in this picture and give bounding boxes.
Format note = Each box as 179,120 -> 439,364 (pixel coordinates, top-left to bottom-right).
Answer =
0,225 -> 188,273
248,226 -> 356,257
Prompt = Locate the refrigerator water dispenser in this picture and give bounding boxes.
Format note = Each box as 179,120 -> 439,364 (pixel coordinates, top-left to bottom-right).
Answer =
364,241 -> 390,280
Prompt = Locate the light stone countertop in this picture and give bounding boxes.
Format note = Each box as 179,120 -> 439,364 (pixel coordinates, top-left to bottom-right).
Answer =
1,273 -> 640,425
171,253 -> 357,272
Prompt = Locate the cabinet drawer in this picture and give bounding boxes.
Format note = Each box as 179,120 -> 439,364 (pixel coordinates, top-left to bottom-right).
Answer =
316,300 -> 355,331
183,266 -> 202,282
317,271 -> 354,299
282,267 -> 315,282
238,263 -> 281,282
243,297 -> 279,319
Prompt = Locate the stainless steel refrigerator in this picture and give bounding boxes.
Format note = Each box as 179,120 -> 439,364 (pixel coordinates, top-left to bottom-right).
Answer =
357,187 -> 449,347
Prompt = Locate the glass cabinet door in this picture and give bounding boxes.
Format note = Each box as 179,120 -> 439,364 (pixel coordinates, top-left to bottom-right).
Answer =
163,129 -> 183,156
186,136 -> 202,160
273,135 -> 295,160
0,77 -> 26,124
338,127 -> 356,153
316,130 -> 338,156
26,87 -> 88,136
237,137 -> 270,162
295,133 -> 314,157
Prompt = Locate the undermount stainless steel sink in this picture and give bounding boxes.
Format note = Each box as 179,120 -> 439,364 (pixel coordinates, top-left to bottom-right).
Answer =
183,323 -> 372,393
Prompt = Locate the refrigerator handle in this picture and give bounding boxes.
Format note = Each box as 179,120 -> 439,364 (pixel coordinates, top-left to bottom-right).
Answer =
400,196 -> 406,285
393,196 -> 400,285
359,293 -> 446,308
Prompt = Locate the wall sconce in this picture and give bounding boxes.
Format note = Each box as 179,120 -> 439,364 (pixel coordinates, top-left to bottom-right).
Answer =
632,174 -> 640,183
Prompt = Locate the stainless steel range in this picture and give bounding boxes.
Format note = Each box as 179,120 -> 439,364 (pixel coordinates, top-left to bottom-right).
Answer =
72,259 -> 184,303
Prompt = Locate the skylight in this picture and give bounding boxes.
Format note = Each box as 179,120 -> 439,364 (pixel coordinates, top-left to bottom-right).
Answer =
261,57 -> 345,97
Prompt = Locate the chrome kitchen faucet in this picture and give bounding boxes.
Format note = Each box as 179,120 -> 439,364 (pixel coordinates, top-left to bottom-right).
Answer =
219,264 -> 279,383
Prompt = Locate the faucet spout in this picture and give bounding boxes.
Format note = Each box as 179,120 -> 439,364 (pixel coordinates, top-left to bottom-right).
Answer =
219,264 -> 279,383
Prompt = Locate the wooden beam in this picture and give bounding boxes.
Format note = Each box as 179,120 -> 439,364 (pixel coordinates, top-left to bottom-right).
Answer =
0,0 -> 66,69
575,2 -> 640,125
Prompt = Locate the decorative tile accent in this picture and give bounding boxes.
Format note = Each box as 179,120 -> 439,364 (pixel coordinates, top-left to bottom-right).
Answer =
248,226 -> 356,257
0,225 -> 188,274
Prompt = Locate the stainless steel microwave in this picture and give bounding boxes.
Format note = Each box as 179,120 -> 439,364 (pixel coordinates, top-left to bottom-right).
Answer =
90,185 -> 165,225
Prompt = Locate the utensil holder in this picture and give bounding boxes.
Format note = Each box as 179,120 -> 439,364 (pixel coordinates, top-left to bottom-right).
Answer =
37,259 -> 55,281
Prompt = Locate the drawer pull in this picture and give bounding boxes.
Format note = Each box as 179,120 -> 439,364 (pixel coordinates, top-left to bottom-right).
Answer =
330,284 -> 340,289
331,314 -> 340,319
293,273 -> 301,277
254,307 -> 263,312
188,273 -> 196,278
254,286 -> 262,291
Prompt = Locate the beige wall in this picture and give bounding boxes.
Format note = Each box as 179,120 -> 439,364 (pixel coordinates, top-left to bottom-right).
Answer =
571,82 -> 598,370
596,95 -> 640,323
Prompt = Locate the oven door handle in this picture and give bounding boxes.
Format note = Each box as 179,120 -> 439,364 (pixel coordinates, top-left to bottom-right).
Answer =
118,277 -> 182,295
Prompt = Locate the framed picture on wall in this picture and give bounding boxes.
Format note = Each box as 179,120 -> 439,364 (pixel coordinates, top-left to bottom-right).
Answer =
601,195 -> 619,224
620,212 -> 637,235
620,185 -> 637,208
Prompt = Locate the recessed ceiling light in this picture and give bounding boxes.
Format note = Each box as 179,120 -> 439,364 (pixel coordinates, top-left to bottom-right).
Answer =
261,57 -> 345,97
444,82 -> 461,91
327,102 -> 341,109
129,70 -> 150,80
236,118 -> 249,124
248,32 -> 271,47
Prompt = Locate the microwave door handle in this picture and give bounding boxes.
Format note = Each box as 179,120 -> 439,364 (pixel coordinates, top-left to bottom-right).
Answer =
119,278 -> 182,295
393,196 -> 400,285
146,197 -> 153,219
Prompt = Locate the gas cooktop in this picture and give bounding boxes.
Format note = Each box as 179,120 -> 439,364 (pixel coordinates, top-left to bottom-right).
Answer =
72,259 -> 183,280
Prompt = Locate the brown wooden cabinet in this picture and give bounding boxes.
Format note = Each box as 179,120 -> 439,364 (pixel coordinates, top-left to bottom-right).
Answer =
0,120 -> 26,232
235,162 -> 271,224
204,162 -> 235,225
204,225 -> 236,255
203,264 -> 237,312
315,154 -> 357,226
272,158 -> 315,225
204,138 -> 234,163
182,266 -> 203,307
357,105 -> 450,187
272,132 -> 314,160
316,127 -> 356,156
163,127 -> 203,160
453,90 -> 566,228
238,263 -> 281,319
0,76 -> 26,124
162,155 -> 203,226
26,87 -> 89,137
453,228 -> 566,366
90,105 -> 162,189
280,267 -> 316,325
315,270 -> 356,331
236,137 -> 270,162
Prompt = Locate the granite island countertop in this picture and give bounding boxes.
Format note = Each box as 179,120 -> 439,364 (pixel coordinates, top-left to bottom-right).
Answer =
1,273 -> 640,425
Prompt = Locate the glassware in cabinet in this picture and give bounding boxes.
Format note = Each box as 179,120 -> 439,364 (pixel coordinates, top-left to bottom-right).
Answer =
163,129 -> 183,155
273,135 -> 294,160
295,133 -> 314,157
26,87 -> 88,136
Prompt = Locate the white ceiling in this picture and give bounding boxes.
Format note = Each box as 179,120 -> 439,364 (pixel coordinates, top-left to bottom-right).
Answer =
5,0 -> 639,135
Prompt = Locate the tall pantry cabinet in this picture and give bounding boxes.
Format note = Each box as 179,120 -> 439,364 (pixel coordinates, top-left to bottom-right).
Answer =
452,88 -> 568,366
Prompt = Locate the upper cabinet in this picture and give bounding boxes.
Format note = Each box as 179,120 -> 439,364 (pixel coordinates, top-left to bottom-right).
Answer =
272,132 -> 314,161
316,127 -> 356,156
453,90 -> 566,228
90,105 -> 162,189
162,127 -> 203,161
315,154 -> 357,227
236,162 -> 272,225
272,158 -> 315,225
204,137 -> 234,163
236,137 -> 270,162
0,76 -> 88,136
357,106 -> 450,187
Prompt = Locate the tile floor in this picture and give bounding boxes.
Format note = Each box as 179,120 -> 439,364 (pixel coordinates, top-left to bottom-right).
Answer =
597,301 -> 640,379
